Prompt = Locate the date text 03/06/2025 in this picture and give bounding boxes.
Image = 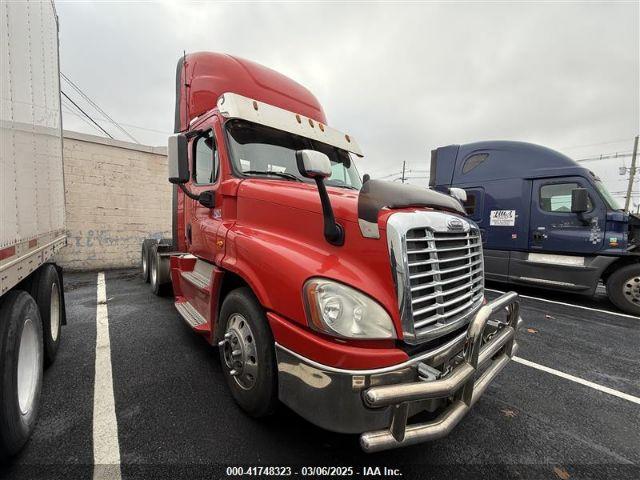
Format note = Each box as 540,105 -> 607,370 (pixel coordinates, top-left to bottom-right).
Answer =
224,466 -> 403,477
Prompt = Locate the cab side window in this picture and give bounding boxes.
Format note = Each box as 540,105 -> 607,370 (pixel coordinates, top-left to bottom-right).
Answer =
193,130 -> 218,184
540,182 -> 592,213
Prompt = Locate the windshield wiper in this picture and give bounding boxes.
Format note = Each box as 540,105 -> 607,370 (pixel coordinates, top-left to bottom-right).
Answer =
327,184 -> 359,190
243,170 -> 303,182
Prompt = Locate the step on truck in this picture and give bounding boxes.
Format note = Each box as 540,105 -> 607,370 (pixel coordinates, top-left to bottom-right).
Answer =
430,141 -> 640,315
142,52 -> 522,452
0,1 -> 67,459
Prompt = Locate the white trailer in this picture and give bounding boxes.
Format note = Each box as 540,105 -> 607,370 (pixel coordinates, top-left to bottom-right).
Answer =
0,0 -> 67,459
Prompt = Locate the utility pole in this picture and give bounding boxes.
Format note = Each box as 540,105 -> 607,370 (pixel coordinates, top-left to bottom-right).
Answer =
401,161 -> 406,184
624,135 -> 639,213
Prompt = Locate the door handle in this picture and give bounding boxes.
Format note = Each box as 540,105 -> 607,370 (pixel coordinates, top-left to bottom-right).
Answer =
533,231 -> 547,241
186,223 -> 192,244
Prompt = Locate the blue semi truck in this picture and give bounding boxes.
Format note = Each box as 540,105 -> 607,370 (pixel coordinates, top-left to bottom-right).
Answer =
430,141 -> 640,316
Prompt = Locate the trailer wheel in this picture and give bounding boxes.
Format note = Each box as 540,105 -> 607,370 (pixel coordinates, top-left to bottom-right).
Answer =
606,264 -> 640,315
29,265 -> 63,367
0,291 -> 44,460
218,288 -> 277,418
150,246 -> 171,297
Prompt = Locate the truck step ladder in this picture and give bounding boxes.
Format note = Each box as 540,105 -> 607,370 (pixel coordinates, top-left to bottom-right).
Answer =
174,259 -> 215,336
180,270 -> 210,292
179,259 -> 213,294
175,300 -> 208,329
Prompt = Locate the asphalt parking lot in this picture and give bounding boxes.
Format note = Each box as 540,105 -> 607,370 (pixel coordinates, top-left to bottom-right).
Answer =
1,269 -> 638,480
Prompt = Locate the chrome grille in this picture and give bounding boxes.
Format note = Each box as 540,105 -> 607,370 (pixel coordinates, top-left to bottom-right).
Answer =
387,211 -> 484,344
407,229 -> 483,329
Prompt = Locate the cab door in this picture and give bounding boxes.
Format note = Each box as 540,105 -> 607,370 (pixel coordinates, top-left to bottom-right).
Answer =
529,178 -> 605,254
184,125 -> 221,262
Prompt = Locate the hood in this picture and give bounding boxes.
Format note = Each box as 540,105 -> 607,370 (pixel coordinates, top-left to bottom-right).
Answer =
237,178 -> 466,232
357,179 -> 466,238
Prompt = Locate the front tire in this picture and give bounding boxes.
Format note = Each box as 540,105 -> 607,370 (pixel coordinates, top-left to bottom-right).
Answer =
29,265 -> 63,367
606,264 -> 640,315
0,291 -> 44,460
218,288 -> 277,418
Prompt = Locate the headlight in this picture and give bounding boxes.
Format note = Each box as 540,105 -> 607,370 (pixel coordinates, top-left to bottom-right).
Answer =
303,278 -> 396,339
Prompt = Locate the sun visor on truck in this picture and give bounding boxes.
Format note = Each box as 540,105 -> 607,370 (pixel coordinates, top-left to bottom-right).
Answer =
357,179 -> 466,239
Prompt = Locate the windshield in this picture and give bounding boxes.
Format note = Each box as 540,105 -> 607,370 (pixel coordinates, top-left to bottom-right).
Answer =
225,119 -> 362,189
594,178 -> 622,211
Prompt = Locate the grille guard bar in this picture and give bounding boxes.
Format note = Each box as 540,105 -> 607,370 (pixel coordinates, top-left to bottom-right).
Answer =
360,291 -> 520,453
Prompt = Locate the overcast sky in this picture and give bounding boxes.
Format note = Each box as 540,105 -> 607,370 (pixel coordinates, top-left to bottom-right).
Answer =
56,1 -> 639,205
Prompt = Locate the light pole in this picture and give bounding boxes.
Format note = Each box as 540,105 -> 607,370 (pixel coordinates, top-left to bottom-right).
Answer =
624,135 -> 639,213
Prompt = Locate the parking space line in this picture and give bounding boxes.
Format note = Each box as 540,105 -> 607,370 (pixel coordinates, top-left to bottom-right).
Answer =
514,356 -> 640,405
93,272 -> 122,479
486,288 -> 639,320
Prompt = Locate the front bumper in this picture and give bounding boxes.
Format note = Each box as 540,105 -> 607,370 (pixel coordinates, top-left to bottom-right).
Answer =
275,291 -> 521,452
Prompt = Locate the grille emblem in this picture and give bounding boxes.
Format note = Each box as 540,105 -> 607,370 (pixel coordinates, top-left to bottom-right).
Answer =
447,218 -> 464,231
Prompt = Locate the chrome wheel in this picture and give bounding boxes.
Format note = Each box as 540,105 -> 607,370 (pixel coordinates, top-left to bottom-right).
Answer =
623,275 -> 640,305
220,314 -> 258,390
50,282 -> 60,342
17,318 -> 40,415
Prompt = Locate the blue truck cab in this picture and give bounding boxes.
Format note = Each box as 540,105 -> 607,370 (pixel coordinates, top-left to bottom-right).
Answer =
430,141 -> 640,315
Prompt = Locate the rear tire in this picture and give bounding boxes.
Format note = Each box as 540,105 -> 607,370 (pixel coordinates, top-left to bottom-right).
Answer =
218,287 -> 277,418
141,239 -> 155,283
606,264 -> 640,315
29,265 -> 63,367
0,291 -> 43,460
150,246 -> 171,297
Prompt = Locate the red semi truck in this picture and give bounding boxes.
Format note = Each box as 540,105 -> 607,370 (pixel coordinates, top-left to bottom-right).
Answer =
142,52 -> 522,452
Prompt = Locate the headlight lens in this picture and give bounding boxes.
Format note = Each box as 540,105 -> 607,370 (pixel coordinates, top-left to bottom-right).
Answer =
303,278 -> 396,339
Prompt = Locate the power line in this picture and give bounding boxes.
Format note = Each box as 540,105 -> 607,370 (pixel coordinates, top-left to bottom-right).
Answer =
61,71 -> 135,141
61,90 -> 114,139
103,122 -> 169,136
61,71 -> 139,143
61,106 -> 171,136
576,152 -> 633,162
557,138 -> 633,151
62,99 -> 105,135
378,169 -> 429,180
5,95 -> 170,137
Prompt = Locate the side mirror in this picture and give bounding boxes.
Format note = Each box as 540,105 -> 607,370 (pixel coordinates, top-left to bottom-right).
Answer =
295,149 -> 331,179
168,134 -> 189,184
198,191 -> 215,209
449,187 -> 467,203
295,149 -> 344,246
571,188 -> 589,213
